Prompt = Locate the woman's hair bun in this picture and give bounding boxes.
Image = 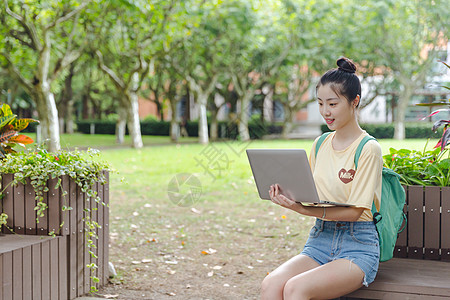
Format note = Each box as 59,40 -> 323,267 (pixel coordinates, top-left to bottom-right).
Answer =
337,57 -> 356,73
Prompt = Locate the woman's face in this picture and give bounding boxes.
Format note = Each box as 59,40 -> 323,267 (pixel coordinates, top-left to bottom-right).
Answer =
317,84 -> 357,131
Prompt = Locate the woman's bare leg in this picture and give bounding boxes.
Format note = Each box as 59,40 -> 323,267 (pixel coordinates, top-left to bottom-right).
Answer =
260,254 -> 320,300
283,258 -> 365,300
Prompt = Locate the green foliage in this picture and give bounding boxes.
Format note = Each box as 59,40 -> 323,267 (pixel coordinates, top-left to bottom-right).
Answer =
75,119 -> 284,139
0,146 -> 110,292
321,123 -> 445,139
0,146 -> 109,221
383,145 -> 450,187
0,103 -> 39,156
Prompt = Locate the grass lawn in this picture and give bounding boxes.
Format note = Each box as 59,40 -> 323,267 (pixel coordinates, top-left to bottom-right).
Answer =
85,137 -> 438,299
25,133 -> 198,149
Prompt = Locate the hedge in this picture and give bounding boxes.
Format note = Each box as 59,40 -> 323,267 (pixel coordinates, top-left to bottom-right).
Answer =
75,120 -> 283,139
320,123 -> 444,139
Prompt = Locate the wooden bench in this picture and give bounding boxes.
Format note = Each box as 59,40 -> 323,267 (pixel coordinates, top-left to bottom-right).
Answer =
342,185 -> 450,299
0,173 -> 110,300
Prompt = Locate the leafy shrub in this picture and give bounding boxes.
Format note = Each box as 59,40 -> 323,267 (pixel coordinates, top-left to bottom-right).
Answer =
383,143 -> 450,187
321,123 -> 444,139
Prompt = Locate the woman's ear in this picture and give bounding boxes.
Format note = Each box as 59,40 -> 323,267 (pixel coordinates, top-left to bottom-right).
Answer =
353,95 -> 360,107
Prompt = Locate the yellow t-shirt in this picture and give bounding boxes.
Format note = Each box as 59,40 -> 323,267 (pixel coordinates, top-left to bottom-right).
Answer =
309,131 -> 382,222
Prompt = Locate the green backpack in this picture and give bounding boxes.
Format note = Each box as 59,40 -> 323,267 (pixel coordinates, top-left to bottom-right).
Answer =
315,132 -> 407,262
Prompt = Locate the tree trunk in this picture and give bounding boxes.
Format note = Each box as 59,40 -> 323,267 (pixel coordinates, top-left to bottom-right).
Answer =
116,106 -> 127,144
126,91 -> 143,148
394,83 -> 414,140
210,108 -> 219,141
238,92 -> 253,141
281,107 -> 294,139
66,99 -> 75,134
169,98 -> 179,142
197,93 -> 209,144
34,84 -> 61,152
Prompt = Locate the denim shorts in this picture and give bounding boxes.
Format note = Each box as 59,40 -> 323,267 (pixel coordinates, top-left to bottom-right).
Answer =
301,219 -> 380,287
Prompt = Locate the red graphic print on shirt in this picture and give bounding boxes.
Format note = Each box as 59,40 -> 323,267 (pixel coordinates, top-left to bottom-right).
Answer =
338,168 -> 356,184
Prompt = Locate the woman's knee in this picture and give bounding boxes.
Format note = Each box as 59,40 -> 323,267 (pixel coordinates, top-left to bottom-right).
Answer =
283,277 -> 310,300
260,273 -> 284,299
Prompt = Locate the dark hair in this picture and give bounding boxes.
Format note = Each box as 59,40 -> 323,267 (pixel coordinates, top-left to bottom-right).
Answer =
316,57 -> 361,106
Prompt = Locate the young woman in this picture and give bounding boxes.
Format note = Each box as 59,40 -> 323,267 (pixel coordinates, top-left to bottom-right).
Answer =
260,57 -> 382,300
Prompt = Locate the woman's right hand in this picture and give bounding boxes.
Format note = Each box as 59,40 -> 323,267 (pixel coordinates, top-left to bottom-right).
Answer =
269,184 -> 306,213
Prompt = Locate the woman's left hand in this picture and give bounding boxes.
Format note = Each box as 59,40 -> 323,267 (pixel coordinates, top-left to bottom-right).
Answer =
269,184 -> 305,213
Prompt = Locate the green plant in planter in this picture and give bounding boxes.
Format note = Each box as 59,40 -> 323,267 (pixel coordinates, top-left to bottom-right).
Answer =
0,146 -> 110,292
0,103 -> 39,156
383,143 -> 449,187
385,61 -> 450,187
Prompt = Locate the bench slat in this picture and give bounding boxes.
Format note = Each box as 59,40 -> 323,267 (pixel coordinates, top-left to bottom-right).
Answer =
0,235 -> 52,253
2,252 -> 12,300
408,186 -> 424,259
0,253 -> 2,300
50,238 -> 58,300
32,244 -> 41,300
13,249 -> 23,300
48,178 -> 60,236
68,176 -> 77,299
394,186 -> 408,258
23,246 -> 32,300
25,179 -> 37,235
41,240 -> 50,300
347,258 -> 450,298
13,183 -> 25,235
2,174 -> 14,234
443,187 -> 450,261
103,171 -> 110,286
424,186 -> 441,259
76,184 -> 85,296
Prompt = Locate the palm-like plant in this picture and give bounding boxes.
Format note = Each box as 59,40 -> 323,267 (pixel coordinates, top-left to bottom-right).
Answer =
417,60 -> 450,152
0,103 -> 39,157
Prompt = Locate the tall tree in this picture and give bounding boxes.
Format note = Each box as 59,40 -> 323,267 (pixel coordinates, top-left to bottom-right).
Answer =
91,0 -> 182,148
224,0 -> 294,141
0,0 -> 90,151
355,0 -> 449,139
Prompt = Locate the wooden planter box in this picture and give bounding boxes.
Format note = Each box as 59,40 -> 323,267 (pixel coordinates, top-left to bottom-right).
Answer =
0,173 -> 110,300
395,185 -> 450,261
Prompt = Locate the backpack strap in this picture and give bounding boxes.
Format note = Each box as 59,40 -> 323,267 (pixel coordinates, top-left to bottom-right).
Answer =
354,135 -> 380,216
354,135 -> 376,170
314,132 -> 332,159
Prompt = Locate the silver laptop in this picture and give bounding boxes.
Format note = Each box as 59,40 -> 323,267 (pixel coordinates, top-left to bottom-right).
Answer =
246,149 -> 354,206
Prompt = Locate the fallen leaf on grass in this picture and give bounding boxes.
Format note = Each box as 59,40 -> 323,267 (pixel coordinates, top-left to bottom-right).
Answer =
191,207 -> 201,214
131,261 -> 141,265
201,248 -> 217,255
167,269 -> 176,275
166,292 -> 176,296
